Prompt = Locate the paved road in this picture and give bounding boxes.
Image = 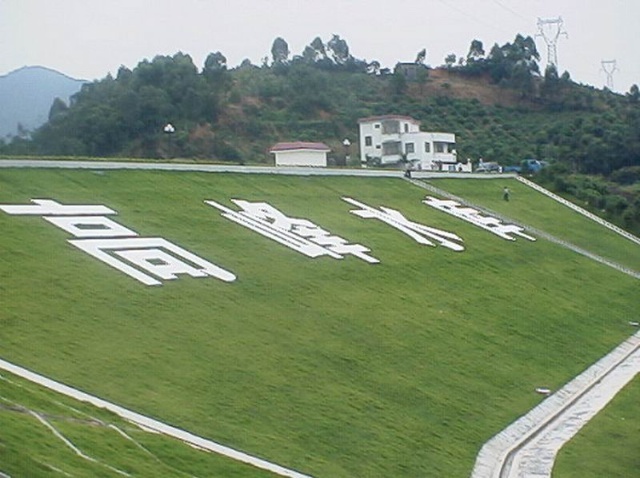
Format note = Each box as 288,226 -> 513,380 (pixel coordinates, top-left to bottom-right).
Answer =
0,159 -> 513,179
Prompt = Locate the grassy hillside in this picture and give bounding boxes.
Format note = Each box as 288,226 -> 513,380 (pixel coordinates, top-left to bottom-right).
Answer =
429,177 -> 640,271
0,372 -> 271,477
0,169 -> 637,477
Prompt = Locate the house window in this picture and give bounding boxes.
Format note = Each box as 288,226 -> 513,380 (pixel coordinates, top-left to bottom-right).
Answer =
381,120 -> 400,134
374,124 -> 380,129
405,142 -> 415,154
424,142 -> 431,153
435,142 -> 446,153
365,136 -> 372,146
404,123 -> 409,133
375,145 -> 381,149
382,141 -> 401,156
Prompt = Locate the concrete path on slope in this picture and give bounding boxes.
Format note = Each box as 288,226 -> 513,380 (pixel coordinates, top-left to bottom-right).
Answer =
471,331 -> 640,478
506,346 -> 640,477
0,358 -> 312,478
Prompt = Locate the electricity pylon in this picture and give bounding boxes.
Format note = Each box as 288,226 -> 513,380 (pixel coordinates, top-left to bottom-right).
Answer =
536,17 -> 568,70
601,60 -> 618,90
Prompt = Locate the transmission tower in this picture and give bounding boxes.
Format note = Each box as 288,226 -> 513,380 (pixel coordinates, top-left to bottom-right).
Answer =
601,60 -> 618,90
536,17 -> 568,70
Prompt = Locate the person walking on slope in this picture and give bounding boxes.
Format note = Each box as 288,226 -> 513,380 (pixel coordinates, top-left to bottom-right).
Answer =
503,187 -> 510,201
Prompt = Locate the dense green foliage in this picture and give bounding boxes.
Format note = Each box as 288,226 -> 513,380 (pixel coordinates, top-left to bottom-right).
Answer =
1,34 -> 639,231
0,170 -> 638,476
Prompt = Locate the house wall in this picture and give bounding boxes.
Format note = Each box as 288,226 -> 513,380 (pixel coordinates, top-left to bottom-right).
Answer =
359,117 -> 459,170
402,132 -> 458,170
274,150 -> 327,167
359,118 -> 420,165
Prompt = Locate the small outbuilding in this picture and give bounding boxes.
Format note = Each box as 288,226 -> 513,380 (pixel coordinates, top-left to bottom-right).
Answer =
270,142 -> 331,167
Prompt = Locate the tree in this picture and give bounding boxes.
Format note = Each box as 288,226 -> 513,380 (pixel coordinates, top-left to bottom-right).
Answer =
239,59 -> 255,69
116,66 -> 133,83
391,64 -> 407,96
327,34 -> 350,65
484,35 -> 539,88
302,36 -> 327,64
444,54 -> 457,69
367,60 -> 381,75
544,64 -> 559,82
415,48 -> 426,65
271,37 -> 290,64
48,97 -> 69,121
203,52 -> 227,78
467,39 -> 485,63
301,45 -> 316,64
203,51 -> 231,101
628,84 -> 640,103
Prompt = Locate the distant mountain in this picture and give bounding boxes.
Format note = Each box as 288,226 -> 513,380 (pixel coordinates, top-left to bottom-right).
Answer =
0,66 -> 86,139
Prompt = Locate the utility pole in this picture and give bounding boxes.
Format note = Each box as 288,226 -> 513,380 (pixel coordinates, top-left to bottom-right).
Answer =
536,17 -> 568,70
601,60 -> 618,90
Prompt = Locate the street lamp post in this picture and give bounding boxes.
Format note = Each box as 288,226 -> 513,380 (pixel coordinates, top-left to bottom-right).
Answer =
342,138 -> 351,166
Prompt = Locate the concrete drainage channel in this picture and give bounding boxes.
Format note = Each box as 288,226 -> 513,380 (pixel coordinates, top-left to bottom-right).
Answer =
471,331 -> 640,478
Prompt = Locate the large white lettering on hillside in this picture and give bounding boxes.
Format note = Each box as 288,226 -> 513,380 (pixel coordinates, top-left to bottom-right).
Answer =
343,197 -> 464,252
422,196 -> 536,241
205,199 -> 379,263
0,199 -> 236,286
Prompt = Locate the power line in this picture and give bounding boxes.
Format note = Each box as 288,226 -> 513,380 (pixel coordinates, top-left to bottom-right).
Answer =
492,0 -> 530,22
437,0 -> 512,35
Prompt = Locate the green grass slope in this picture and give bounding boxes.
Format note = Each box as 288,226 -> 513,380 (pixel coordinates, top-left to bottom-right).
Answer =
0,169 -> 637,477
0,372 -> 272,477
429,177 -> 640,272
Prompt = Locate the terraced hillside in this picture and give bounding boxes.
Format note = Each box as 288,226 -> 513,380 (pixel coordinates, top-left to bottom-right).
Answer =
0,168 -> 637,477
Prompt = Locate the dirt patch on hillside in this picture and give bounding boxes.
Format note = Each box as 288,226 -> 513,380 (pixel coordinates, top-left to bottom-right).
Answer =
412,68 -> 527,107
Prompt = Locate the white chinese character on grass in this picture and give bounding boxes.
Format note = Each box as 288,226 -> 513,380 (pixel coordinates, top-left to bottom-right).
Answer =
422,196 -> 536,241
343,197 -> 464,252
205,199 -> 379,263
0,199 -> 236,286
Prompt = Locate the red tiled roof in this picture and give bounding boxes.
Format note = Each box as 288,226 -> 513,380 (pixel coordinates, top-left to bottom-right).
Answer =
357,114 -> 419,124
270,142 -> 330,152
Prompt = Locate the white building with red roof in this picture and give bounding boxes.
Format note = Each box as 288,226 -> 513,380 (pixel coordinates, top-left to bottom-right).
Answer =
270,141 -> 331,167
358,115 -> 470,172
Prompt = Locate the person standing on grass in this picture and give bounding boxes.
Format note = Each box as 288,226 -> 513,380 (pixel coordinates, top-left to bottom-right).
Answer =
503,187 -> 510,201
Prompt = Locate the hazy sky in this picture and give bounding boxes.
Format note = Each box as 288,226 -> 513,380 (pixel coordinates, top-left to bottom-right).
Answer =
2,0 -> 638,93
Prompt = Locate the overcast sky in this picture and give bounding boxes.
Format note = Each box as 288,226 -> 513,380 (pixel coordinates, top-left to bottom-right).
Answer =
2,0 -> 638,93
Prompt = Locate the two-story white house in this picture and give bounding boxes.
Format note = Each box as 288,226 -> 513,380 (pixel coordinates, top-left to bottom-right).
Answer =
358,115 -> 470,172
